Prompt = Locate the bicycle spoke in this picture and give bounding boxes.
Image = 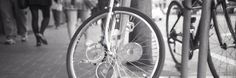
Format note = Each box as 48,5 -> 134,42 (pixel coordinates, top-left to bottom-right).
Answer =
118,63 -> 140,77
127,62 -> 150,74
137,39 -> 152,45
130,31 -> 143,42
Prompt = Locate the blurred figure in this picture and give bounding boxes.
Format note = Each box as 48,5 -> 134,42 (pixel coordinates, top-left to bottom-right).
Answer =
28,0 -> 52,46
0,0 -> 28,45
51,0 -> 64,29
91,0 -> 108,16
55,0 -> 96,39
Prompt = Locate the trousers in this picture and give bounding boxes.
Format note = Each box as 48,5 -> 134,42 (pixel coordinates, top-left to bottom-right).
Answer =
29,5 -> 50,42
29,6 -> 50,34
0,0 -> 27,39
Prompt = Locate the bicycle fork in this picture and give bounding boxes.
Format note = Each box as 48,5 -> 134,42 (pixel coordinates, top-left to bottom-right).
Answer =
104,0 -> 115,52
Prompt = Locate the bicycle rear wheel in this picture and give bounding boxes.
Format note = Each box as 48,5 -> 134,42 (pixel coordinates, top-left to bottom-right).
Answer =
209,2 -> 236,77
166,1 -> 184,65
67,7 -> 165,78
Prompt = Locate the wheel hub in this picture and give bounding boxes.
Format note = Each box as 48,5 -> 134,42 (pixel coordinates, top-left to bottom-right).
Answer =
118,42 -> 143,63
86,43 -> 106,63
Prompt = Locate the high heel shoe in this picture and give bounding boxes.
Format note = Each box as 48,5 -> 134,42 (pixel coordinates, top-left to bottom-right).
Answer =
36,33 -> 48,45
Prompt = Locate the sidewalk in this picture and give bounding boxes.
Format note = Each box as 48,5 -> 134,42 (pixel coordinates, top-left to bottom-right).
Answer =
0,23 -> 181,78
0,26 -> 69,78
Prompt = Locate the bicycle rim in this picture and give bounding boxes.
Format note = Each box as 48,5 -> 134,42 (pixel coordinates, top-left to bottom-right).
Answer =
166,1 -> 184,65
67,7 -> 165,78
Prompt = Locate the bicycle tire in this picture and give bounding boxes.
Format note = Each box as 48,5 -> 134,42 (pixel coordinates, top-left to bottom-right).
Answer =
166,1 -> 184,65
209,1 -> 236,77
67,7 -> 165,78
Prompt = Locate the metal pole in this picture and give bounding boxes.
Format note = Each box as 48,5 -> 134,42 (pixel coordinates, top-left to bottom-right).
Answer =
181,0 -> 192,78
197,0 -> 212,78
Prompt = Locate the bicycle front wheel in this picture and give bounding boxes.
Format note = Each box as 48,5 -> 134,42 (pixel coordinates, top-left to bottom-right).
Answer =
67,7 -> 165,78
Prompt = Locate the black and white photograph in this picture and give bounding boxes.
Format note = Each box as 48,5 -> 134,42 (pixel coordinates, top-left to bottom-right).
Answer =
0,0 -> 235,78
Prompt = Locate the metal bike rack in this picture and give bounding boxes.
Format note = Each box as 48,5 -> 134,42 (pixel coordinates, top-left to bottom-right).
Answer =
181,0 -> 192,78
197,0 -> 212,78
181,0 -> 212,78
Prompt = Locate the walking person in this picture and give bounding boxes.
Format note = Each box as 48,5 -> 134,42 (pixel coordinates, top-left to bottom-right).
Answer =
51,0 -> 64,29
52,9 -> 64,29
0,0 -> 28,45
55,0 -> 96,39
28,0 -> 52,46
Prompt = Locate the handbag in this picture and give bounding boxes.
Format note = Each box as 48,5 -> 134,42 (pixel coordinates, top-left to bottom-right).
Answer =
18,0 -> 29,9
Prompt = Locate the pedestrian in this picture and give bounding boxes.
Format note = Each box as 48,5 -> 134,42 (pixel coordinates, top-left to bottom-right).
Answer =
51,0 -> 64,29
55,0 -> 97,39
91,0 -> 108,16
28,0 -> 53,46
0,0 -> 28,45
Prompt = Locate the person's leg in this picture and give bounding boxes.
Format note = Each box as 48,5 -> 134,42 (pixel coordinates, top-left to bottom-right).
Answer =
33,6 -> 50,45
39,6 -> 50,35
0,0 -> 17,44
52,9 -> 62,29
13,0 -> 28,41
65,9 -> 78,39
29,6 -> 41,46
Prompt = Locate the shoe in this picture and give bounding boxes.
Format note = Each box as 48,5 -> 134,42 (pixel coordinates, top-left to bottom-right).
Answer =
4,39 -> 16,45
36,33 -> 48,45
21,35 -> 28,42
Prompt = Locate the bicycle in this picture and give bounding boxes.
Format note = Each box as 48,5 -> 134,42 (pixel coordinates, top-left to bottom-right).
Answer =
66,0 -> 165,78
166,0 -> 236,77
